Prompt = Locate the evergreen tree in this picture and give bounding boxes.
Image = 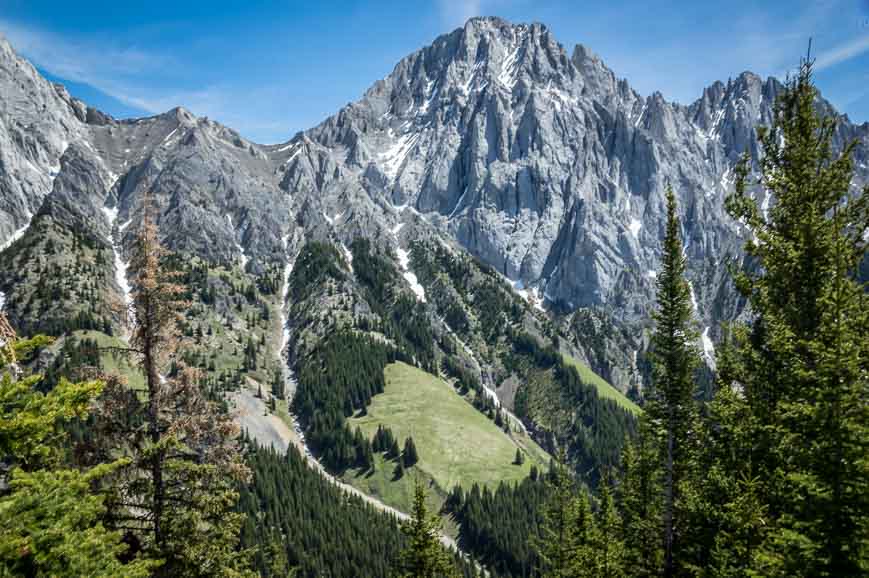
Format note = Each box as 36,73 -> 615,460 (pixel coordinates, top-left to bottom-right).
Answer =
684,328 -> 767,575
395,479 -> 456,577
95,208 -> 254,577
648,185 -> 699,577
393,458 -> 405,480
535,455 -> 596,577
514,448 -> 525,466
403,436 -> 419,467
618,419 -> 664,577
721,55 -> 869,576
0,317 -> 155,576
594,474 -> 625,578
388,438 -> 401,460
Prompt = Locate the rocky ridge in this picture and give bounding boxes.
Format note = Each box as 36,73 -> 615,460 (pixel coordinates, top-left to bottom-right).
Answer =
1,17 -> 867,394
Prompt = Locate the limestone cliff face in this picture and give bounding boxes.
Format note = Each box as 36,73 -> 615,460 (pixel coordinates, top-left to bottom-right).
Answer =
1,18 -> 866,392
274,17 -> 867,331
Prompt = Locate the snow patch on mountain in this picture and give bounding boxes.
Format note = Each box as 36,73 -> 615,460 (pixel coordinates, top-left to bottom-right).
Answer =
498,28 -> 526,89
395,246 -> 426,302
226,215 -> 249,269
101,206 -> 133,317
280,234 -> 294,355
341,242 -> 354,273
628,217 -> 642,239
0,214 -> 33,253
508,278 -> 545,312
688,280 -> 699,313
701,326 -> 716,369
380,128 -> 421,181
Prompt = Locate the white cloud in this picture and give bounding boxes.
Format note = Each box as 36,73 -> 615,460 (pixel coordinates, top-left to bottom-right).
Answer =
0,19 -> 172,113
0,19 -> 300,142
815,34 -> 869,71
437,0 -> 483,27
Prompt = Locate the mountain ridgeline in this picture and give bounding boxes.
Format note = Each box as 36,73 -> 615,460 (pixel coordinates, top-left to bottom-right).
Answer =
0,15 -> 867,577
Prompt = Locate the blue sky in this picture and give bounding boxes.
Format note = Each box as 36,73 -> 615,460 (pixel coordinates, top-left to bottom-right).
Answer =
1,0 -> 867,143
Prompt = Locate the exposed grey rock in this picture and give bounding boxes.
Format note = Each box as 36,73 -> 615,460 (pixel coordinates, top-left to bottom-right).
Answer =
0,19 -> 866,391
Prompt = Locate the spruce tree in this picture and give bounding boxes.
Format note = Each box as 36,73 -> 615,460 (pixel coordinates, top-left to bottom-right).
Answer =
395,479 -> 456,577
0,317 -> 156,576
535,454 -> 596,577
722,55 -> 869,576
617,419 -> 664,577
96,207 -> 254,576
403,436 -> 419,467
648,185 -> 699,577
388,437 -> 401,460
594,474 -> 626,578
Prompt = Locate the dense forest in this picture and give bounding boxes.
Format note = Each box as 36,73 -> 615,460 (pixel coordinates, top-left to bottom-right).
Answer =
527,60 -> 868,577
237,440 -> 408,577
509,330 -> 637,482
446,472 -> 550,577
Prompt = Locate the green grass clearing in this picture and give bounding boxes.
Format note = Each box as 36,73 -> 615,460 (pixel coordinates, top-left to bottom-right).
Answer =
74,330 -> 146,392
350,362 -> 539,494
563,354 -> 641,415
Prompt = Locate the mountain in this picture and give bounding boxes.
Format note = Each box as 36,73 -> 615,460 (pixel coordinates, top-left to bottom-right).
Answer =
275,17 -> 868,357
0,16 -> 866,448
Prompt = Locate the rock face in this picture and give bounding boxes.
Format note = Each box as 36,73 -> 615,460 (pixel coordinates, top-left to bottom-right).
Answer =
274,17 -> 868,329
0,18 -> 867,390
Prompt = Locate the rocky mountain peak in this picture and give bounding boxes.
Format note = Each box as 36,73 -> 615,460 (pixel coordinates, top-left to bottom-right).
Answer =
0,18 -> 866,378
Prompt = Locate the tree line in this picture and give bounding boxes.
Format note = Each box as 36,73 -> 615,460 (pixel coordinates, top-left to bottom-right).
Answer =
534,58 -> 868,578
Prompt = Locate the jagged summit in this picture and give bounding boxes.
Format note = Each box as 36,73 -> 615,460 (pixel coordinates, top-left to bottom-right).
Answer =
0,17 -> 866,346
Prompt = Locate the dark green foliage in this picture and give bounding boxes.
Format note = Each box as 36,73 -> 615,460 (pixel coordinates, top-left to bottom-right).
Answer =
288,241 -> 345,302
508,331 -> 637,483
442,355 -> 482,394
350,238 -> 436,369
0,217 -> 117,338
395,480 -> 457,578
388,438 -> 402,461
710,57 -> 869,576
403,436 -> 419,467
291,330 -> 395,471
646,186 -> 700,576
237,442 -> 408,577
372,424 -> 397,453
446,478 -> 549,577
393,458 -> 405,480
617,420 -> 664,577
535,458 -> 597,576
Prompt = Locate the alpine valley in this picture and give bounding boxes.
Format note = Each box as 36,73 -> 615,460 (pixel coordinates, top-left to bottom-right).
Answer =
0,15 -> 866,578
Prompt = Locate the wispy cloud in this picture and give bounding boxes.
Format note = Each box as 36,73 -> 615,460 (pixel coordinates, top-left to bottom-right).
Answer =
436,0 -> 483,27
815,33 -> 869,70
0,18 -> 170,111
0,19 -> 301,141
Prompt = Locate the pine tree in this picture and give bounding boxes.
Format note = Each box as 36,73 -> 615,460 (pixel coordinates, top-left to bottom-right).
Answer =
95,207 -> 254,577
372,424 -> 385,452
648,185 -> 700,577
393,458 -> 405,480
618,416 -> 664,577
535,454 -> 596,577
514,447 -> 525,466
395,479 -> 456,577
403,436 -> 419,467
594,473 -> 625,578
685,327 -> 766,575
0,317 -> 156,576
721,55 -> 869,576
388,437 -> 401,460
